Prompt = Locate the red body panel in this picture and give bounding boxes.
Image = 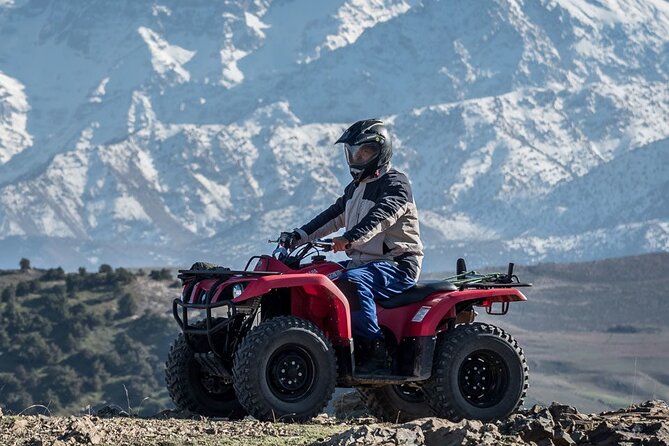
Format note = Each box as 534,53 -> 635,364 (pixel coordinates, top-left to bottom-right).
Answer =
183,256 -> 527,345
379,288 -> 527,340
233,273 -> 351,345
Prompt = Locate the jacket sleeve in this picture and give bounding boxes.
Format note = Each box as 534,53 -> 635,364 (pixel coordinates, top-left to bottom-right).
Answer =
295,188 -> 349,243
342,177 -> 411,245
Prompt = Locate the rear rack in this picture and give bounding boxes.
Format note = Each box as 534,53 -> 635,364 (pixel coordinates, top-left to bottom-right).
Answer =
461,282 -> 532,289
447,260 -> 532,290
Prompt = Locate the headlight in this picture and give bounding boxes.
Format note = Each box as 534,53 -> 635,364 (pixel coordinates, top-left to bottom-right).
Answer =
232,283 -> 245,298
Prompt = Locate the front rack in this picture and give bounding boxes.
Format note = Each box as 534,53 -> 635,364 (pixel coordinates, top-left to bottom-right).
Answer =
174,266 -> 278,356
177,268 -> 281,280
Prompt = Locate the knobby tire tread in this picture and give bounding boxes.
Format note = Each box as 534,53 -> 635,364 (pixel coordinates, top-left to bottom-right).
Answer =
424,322 -> 529,422
232,316 -> 337,422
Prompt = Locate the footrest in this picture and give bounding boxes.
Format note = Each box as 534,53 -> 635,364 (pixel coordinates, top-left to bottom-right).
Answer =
351,373 -> 423,385
194,352 -> 233,382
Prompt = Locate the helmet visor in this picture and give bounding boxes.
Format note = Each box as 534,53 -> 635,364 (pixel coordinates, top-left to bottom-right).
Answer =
344,143 -> 380,166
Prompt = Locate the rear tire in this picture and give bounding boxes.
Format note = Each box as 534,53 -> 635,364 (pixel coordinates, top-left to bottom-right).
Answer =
357,384 -> 435,422
232,316 -> 337,422
423,322 -> 528,422
165,331 -> 246,418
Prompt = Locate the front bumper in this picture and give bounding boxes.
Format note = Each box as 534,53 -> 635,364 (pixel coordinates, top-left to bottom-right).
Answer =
172,297 -> 237,354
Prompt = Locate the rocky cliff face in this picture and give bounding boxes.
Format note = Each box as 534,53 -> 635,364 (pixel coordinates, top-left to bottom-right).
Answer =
0,1 -> 667,270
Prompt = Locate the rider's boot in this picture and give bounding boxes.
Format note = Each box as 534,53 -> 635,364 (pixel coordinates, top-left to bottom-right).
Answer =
355,338 -> 389,375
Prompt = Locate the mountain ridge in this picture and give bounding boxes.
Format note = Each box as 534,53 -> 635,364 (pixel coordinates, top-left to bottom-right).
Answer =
0,0 -> 667,270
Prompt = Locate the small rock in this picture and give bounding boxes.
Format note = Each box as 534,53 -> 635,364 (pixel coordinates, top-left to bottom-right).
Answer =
529,404 -> 544,414
60,417 -> 103,445
94,405 -> 130,418
313,424 -> 424,446
150,409 -> 192,419
553,429 -> 576,446
10,418 -> 29,431
549,403 -> 579,421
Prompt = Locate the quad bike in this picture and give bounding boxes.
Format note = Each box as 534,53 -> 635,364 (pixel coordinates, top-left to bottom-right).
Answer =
165,238 -> 531,422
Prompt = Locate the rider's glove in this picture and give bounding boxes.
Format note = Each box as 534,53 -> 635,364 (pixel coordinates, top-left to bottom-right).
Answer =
279,231 -> 301,250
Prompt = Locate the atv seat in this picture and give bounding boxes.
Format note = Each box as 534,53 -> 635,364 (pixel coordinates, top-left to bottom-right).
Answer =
376,280 -> 457,309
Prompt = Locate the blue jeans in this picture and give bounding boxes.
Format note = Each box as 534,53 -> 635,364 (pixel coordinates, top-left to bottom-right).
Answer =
335,261 -> 416,340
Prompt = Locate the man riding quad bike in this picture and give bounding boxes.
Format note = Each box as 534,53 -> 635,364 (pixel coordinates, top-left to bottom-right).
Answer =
165,120 -> 530,422
288,119 -> 425,375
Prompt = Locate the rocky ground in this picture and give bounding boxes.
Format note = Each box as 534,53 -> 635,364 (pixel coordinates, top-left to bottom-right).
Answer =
1,398 -> 667,446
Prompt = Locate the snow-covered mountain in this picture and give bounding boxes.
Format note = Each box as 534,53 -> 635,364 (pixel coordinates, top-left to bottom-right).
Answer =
0,0 -> 667,271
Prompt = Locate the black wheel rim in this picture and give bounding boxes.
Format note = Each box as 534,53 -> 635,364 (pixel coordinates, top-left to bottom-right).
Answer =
457,349 -> 509,408
266,344 -> 317,402
391,384 -> 425,403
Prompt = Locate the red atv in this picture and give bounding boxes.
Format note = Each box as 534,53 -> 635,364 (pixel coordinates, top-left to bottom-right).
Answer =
166,238 -> 530,422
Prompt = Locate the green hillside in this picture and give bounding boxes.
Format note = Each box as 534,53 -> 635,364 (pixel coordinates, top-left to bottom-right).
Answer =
0,261 -> 179,416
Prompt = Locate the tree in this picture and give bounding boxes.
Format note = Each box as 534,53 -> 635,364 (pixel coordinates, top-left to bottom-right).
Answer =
114,268 -> 135,285
41,267 -> 65,281
19,258 -> 31,271
99,264 -> 113,274
78,266 -> 87,276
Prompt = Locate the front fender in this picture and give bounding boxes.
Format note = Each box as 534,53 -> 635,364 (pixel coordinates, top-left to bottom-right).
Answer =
232,274 -> 352,344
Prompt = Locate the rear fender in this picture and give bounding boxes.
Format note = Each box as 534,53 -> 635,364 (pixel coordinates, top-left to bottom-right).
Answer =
231,274 -> 352,345
401,288 -> 527,337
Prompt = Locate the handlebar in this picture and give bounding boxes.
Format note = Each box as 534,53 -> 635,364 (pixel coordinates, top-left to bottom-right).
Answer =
268,237 -> 336,251
312,239 -> 335,251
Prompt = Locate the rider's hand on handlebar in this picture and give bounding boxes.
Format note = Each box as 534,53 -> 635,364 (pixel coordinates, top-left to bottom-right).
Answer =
279,231 -> 301,250
332,236 -> 351,252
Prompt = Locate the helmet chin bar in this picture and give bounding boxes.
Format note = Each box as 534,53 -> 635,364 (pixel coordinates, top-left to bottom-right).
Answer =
349,160 -> 382,183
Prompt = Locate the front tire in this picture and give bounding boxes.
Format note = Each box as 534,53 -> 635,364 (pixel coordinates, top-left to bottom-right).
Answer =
357,384 -> 435,422
232,316 -> 337,422
165,332 -> 246,418
423,322 -> 528,422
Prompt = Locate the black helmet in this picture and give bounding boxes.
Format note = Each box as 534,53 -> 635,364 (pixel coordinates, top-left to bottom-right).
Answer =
335,119 -> 392,182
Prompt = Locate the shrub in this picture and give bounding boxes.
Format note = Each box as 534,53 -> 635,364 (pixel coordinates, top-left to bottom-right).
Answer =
28,280 -> 41,293
113,268 -> 135,285
117,293 -> 139,318
149,268 -> 172,281
1,286 -> 13,303
15,281 -> 30,297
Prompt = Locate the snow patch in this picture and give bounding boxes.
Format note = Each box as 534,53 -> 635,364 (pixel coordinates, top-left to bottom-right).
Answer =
244,11 -> 270,39
0,71 -> 32,164
88,77 -> 110,103
219,43 -> 248,88
138,26 -> 195,83
114,195 -> 151,222
303,0 -> 417,63
152,4 -> 172,17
